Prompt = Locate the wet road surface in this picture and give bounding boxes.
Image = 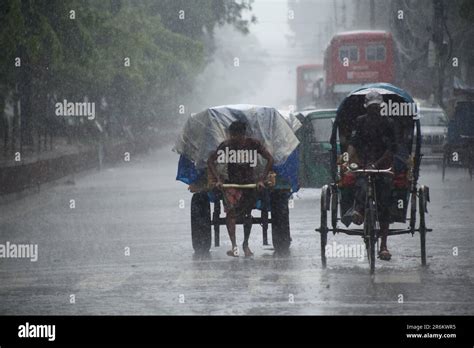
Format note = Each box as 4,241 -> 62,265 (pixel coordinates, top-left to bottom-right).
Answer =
0,147 -> 473,315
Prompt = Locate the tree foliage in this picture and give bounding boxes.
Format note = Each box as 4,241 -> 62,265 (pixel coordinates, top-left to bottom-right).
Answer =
0,0 -> 254,147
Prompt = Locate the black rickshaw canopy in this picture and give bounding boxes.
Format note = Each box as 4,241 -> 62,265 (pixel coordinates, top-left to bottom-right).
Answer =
330,83 -> 422,185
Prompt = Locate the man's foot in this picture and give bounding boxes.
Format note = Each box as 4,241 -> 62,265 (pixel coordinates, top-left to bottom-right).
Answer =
243,245 -> 254,258
227,246 -> 239,257
352,210 -> 364,225
378,248 -> 392,261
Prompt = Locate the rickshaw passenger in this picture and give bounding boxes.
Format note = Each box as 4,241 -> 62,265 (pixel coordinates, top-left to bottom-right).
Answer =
346,91 -> 396,261
207,121 -> 274,258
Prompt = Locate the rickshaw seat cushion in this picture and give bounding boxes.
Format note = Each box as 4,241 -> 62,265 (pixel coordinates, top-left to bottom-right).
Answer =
338,171 -> 409,189
393,172 -> 410,189
338,172 -> 356,187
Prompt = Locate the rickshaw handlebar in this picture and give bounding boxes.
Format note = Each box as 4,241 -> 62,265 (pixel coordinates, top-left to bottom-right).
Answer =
350,167 -> 394,176
221,183 -> 257,189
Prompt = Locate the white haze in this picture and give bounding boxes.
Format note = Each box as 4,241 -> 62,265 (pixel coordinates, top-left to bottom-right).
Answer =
189,0 -> 344,113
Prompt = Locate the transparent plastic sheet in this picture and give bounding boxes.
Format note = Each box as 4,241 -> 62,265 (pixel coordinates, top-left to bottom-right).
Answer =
278,109 -> 303,133
173,105 -> 300,170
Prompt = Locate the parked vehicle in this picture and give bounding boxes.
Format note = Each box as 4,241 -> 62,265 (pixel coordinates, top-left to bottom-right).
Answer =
294,109 -> 337,188
419,107 -> 448,162
442,101 -> 474,181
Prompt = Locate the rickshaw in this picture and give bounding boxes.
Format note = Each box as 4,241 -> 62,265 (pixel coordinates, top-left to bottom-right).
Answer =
316,83 -> 432,274
174,105 -> 300,255
442,101 -> 474,181
295,109 -> 337,188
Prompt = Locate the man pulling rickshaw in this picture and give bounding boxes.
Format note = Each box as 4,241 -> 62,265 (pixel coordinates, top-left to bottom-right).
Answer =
207,121 -> 274,257
174,105 -> 299,257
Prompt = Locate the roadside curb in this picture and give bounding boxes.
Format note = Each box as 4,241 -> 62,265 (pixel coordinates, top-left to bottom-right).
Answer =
0,134 -> 165,203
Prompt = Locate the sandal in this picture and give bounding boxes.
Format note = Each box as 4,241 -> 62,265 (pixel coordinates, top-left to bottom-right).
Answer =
227,246 -> 239,257
378,248 -> 392,261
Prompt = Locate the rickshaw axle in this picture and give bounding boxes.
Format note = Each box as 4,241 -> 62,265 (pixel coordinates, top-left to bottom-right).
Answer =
316,227 -> 432,236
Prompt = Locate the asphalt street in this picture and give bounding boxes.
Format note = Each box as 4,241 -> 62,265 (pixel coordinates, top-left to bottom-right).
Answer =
0,146 -> 472,315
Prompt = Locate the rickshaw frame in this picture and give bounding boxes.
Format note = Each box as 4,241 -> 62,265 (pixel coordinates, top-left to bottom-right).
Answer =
441,101 -> 474,181
190,178 -> 293,255
179,105 -> 300,255
316,83 -> 432,273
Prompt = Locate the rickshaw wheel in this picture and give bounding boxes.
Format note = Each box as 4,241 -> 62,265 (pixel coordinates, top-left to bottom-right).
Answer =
364,198 -> 376,275
330,184 -> 338,230
409,190 -> 417,232
442,151 -> 447,182
418,186 -> 428,266
320,185 -> 330,268
270,191 -> 291,254
191,192 -> 212,254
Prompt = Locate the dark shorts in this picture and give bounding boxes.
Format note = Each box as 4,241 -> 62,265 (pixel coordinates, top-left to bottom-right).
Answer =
354,175 -> 393,223
222,188 -> 257,217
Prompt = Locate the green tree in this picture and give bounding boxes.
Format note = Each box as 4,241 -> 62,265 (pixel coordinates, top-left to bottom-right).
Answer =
0,0 -> 255,151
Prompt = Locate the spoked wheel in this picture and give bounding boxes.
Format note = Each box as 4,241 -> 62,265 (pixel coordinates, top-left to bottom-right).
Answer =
191,192 -> 212,254
442,151 -> 447,182
418,186 -> 429,266
319,185 -> 330,268
409,189 -> 417,232
364,197 -> 377,275
270,190 -> 291,254
330,184 -> 338,230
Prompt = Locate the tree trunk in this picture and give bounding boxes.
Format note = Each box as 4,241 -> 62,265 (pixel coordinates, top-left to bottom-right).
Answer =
433,0 -> 445,108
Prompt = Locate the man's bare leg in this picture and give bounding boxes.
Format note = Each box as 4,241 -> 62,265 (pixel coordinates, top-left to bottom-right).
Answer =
379,222 -> 391,260
242,212 -> 253,257
226,212 -> 239,256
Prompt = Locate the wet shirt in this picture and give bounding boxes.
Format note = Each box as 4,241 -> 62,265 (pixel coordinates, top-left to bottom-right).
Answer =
214,138 -> 267,184
349,114 -> 396,167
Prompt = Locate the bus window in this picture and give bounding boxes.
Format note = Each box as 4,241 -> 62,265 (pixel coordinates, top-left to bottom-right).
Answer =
339,46 -> 359,62
303,69 -> 319,81
366,44 -> 386,61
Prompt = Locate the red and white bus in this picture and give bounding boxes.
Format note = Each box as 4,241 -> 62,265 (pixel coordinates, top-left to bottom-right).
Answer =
296,64 -> 323,110
323,30 -> 396,105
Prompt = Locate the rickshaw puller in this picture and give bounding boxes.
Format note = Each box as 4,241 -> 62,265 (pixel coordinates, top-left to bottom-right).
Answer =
207,121 -> 274,258
346,91 -> 396,261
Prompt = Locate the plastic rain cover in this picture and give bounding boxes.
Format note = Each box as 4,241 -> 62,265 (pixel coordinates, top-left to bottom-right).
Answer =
173,105 -> 300,191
